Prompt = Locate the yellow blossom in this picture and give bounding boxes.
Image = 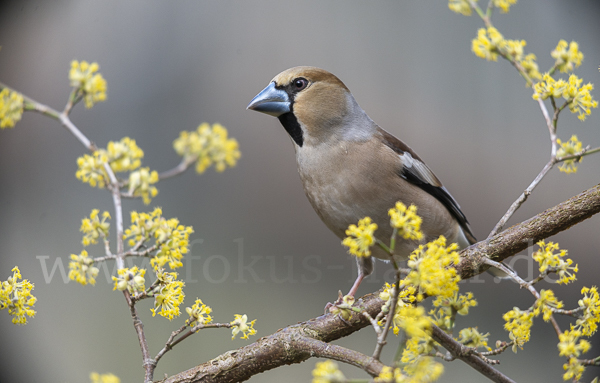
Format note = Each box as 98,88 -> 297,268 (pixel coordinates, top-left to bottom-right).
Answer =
80,209 -> 111,246
123,208 -> 193,270
533,289 -> 563,322
128,167 -> 159,205
402,356 -> 445,383
448,0 -> 473,16
576,286 -> 600,336
0,88 -> 24,128
556,135 -> 583,174
380,282 -> 417,305
392,305 -> 431,338
151,270 -> 184,320
430,292 -> 477,330
565,75 -> 598,121
90,372 -> 120,383
68,250 -> 100,286
532,240 -> 577,284
76,151 -> 109,188
106,137 -> 144,173
533,74 -> 597,121
558,329 -> 590,358
151,217 -> 194,270
186,298 -> 213,329
230,314 -> 257,340
551,40 -> 584,73
401,336 -> 436,365
520,53 -> 542,81
493,0 -> 517,13
312,360 -> 346,383
0,266 -> 36,324
342,217 -> 378,258
504,39 -> 526,62
457,327 -> 490,350
405,236 -> 460,301
389,202 -> 423,241
124,208 -> 163,246
503,307 -> 533,352
329,294 -> 355,321
112,266 -> 146,294
69,60 -> 107,108
173,123 -> 241,174
562,357 -> 585,382
472,27 -> 503,61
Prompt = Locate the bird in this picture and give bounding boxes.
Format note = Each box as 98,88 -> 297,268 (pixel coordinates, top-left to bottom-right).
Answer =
247,66 -> 479,299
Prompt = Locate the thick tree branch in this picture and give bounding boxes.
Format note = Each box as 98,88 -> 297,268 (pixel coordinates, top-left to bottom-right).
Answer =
458,183 -> 600,280
160,292 -> 385,383
159,183 -> 600,383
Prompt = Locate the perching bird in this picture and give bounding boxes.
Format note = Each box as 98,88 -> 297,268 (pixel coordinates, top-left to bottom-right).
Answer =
247,66 -> 478,298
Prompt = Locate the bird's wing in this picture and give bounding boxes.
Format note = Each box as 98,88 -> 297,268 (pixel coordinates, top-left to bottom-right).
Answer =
378,128 -> 477,244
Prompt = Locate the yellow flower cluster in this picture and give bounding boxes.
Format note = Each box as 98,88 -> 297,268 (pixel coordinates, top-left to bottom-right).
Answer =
532,240 -> 578,284
492,0 -> 517,13
76,137 -> 159,203
448,0 -> 473,16
342,217 -> 378,258
230,313 -> 257,340
472,27 -> 504,62
376,357 -> 444,383
520,53 -> 542,81
151,268 -> 184,320
457,327 -> 490,349
186,298 -> 213,329
393,305 -> 431,338
80,209 -> 111,246
557,329 -> 591,381
405,236 -> 461,301
106,137 -> 144,173
472,27 -> 541,82
0,88 -> 24,129
151,217 -> 194,270
90,372 -> 120,383
503,306 -> 533,352
312,360 -> 345,383
69,60 -> 107,108
128,167 -> 159,205
112,266 -> 146,294
329,294 -> 356,321
76,151 -> 110,188
68,250 -> 100,286
576,286 -> 600,336
0,267 -> 36,324
551,40 -> 584,73
533,74 -> 598,121
556,135 -> 583,174
173,123 -> 241,174
430,292 -> 478,330
533,289 -> 563,322
389,202 -> 423,241
123,208 -> 194,270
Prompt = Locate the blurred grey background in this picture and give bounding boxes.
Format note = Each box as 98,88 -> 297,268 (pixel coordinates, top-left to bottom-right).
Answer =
1,1 -> 599,382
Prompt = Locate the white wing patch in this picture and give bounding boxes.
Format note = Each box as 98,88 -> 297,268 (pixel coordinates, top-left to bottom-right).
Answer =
398,152 -> 442,187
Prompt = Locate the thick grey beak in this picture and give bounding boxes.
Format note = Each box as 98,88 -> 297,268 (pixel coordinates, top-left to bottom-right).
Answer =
247,82 -> 290,117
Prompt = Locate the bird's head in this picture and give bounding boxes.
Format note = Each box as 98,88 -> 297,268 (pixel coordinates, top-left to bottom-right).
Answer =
247,66 -> 372,147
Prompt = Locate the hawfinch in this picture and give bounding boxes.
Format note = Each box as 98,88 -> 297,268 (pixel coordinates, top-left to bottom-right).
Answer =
247,66 -> 476,297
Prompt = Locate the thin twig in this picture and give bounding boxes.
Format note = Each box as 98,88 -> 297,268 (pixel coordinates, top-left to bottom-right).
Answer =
159,157 -> 196,180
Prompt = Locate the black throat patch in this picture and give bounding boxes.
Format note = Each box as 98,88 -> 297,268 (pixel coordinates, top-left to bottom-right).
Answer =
278,112 -> 303,147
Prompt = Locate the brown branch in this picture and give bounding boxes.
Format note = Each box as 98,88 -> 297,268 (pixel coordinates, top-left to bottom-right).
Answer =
159,291 -> 384,383
158,183 -> 600,383
430,325 -> 516,383
459,183 -> 600,280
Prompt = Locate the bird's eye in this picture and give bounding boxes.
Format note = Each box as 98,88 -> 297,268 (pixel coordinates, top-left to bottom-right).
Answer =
293,78 -> 308,91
